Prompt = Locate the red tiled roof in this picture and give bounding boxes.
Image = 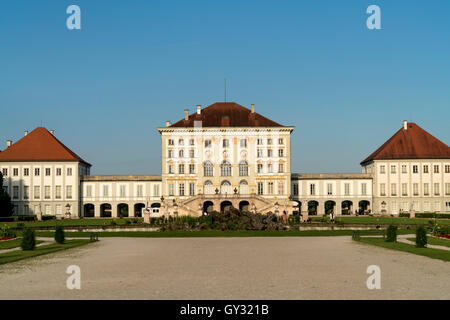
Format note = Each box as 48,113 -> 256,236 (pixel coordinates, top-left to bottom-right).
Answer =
361,122 -> 450,165
0,127 -> 91,166
169,102 -> 284,127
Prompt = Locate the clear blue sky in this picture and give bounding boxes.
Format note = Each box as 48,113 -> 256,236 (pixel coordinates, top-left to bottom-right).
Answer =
1,1 -> 449,174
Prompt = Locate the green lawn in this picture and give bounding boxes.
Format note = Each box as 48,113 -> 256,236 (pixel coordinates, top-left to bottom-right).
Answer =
407,236 -> 450,249
3,218 -> 143,228
0,238 -> 44,250
336,216 -> 450,225
0,239 -> 91,265
357,237 -> 450,261
33,228 -> 416,238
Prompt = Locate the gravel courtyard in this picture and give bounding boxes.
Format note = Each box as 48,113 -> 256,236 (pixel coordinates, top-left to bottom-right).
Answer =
0,236 -> 449,300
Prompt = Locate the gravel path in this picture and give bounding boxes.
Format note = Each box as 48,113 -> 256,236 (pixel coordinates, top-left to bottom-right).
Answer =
0,236 -> 448,300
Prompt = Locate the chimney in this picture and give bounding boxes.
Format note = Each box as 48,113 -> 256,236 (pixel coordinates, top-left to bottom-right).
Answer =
403,120 -> 408,130
251,104 -> 255,113
6,140 -> 12,148
184,109 -> 189,121
24,130 -> 28,136
166,121 -> 171,127
50,130 -> 54,135
196,105 -> 201,115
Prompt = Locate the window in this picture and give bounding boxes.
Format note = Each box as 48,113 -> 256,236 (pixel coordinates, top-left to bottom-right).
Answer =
380,165 -> 385,174
423,165 -> 429,174
153,185 -> 160,197
44,186 -> 51,199
179,164 -> 185,174
189,183 -> 195,196
86,185 -> 92,197
257,163 -> 263,174
204,161 -> 213,177
257,138 -> 263,145
239,161 -> 248,176
267,163 -> 273,173
257,149 -> 263,157
2,168 -> 7,176
189,139 -> 194,146
278,163 -> 284,173
56,185 -> 62,199
13,186 -> 19,199
310,184 -> 316,196
401,165 -> 407,174
424,183 -> 429,196
223,139 -> 229,148
444,165 -> 450,173
179,183 -> 185,196
13,168 -> 18,176
205,139 -> 212,148
34,168 -> 40,176
391,183 -> 397,196
278,149 -> 284,157
257,182 -> 264,195
45,168 -> 51,176
413,183 -> 419,196
221,161 -> 232,176
240,139 -> 247,148
361,183 -> 367,196
24,168 -> 29,176
56,168 -> 62,176
401,183 -> 407,196
189,164 -> 195,174
267,149 -> 273,157
168,139 -> 174,146
168,150 -> 174,158
119,185 -> 126,197
179,139 -> 184,145
293,183 -> 298,196
169,183 -> 174,196
434,165 -> 440,173
267,139 -> 272,145
67,168 -> 72,176
380,183 -> 386,196
24,186 -> 29,199
413,165 -> 418,173
390,165 -> 396,174
446,202 -> 450,212
327,183 -> 332,195
137,185 -> 143,197
34,186 -> 40,199
103,185 -> 109,197
267,182 -> 273,194
434,183 -> 440,196
178,150 -> 184,158
189,150 -> 194,158
446,183 -> 450,195
168,165 -> 174,174
278,138 -> 284,145
344,183 -> 350,196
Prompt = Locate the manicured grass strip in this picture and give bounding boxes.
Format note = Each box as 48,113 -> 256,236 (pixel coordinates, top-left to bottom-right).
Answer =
337,217 -> 450,225
407,237 -> 450,249
33,229 -> 415,238
0,238 -> 43,250
0,239 -> 91,265
357,237 -> 450,262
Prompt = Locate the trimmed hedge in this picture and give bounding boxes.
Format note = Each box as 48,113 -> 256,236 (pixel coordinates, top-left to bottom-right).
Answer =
416,213 -> 450,219
21,228 -> 36,250
399,213 -> 410,218
386,225 -> 397,242
54,226 -> 65,244
416,226 -> 427,248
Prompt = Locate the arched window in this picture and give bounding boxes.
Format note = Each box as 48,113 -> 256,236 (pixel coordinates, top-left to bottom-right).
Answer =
204,180 -> 214,195
221,180 -> 232,194
239,180 -> 249,194
204,161 -> 213,177
221,161 -> 232,176
239,160 -> 248,176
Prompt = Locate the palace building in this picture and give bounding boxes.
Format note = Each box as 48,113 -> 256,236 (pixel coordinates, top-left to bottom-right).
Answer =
0,102 -> 449,218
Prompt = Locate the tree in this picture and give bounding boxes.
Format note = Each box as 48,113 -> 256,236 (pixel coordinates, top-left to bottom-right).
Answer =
55,226 -> 65,244
416,226 -> 427,248
0,172 -> 13,217
21,228 -> 36,251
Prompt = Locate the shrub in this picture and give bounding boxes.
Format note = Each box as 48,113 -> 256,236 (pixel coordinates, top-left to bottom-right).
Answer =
125,219 -> 131,225
15,222 -> 25,230
1,224 -> 16,238
399,213 -> 410,218
385,225 -> 397,242
55,226 -> 65,244
42,215 -> 56,221
21,228 -> 36,250
110,220 -> 116,226
416,226 -> 427,248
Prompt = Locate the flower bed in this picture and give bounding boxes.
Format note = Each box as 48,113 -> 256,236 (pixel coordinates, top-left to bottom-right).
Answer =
436,234 -> 450,240
0,236 -> 17,241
